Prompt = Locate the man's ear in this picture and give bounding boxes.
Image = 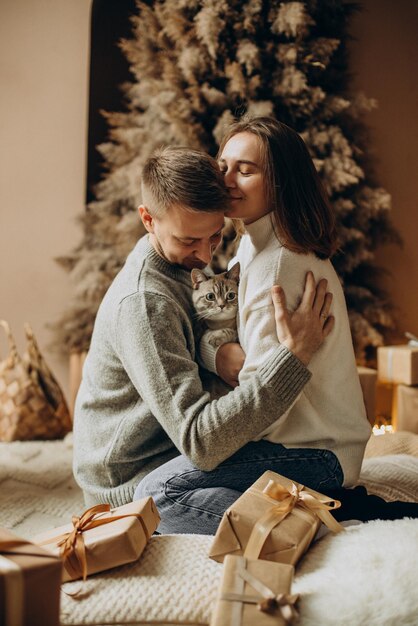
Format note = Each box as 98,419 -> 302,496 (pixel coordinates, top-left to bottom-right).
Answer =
138,205 -> 154,233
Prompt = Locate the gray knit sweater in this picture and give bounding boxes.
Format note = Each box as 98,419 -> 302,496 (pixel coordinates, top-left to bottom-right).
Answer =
73,236 -> 311,507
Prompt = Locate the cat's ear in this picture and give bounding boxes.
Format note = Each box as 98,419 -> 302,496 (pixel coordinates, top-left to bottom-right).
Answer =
226,261 -> 240,284
191,269 -> 209,289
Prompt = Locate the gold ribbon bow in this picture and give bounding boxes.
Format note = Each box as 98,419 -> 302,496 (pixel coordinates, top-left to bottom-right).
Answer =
244,479 -> 343,560
39,503 -> 150,581
221,566 -> 299,624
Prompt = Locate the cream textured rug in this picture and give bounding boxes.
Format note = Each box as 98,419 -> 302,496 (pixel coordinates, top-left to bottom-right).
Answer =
359,454 -> 418,502
364,430 -> 418,458
0,436 -> 84,538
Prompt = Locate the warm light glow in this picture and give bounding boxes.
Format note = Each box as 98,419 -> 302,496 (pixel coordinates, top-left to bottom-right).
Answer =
372,424 -> 395,436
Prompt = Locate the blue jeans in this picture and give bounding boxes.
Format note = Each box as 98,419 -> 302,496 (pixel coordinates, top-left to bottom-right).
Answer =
134,441 -> 344,534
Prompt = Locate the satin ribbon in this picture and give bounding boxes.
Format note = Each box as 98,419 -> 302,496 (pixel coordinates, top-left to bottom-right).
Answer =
387,347 -> 394,380
244,479 -> 343,560
39,503 -> 150,581
220,563 -> 298,624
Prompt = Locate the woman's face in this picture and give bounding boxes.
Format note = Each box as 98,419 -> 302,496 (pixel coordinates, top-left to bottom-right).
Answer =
218,132 -> 271,224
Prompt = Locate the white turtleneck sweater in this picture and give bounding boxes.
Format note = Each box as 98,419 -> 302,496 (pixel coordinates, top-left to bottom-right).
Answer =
202,213 -> 371,486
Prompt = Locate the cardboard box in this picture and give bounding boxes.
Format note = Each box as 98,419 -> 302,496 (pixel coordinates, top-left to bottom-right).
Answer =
210,555 -> 297,626
0,528 -> 62,626
377,345 -> 418,386
375,380 -> 394,422
393,384 -> 418,434
357,366 -> 377,425
209,471 -> 342,566
33,498 -> 159,582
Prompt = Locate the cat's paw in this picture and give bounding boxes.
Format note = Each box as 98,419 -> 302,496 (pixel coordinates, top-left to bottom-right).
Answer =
207,328 -> 238,347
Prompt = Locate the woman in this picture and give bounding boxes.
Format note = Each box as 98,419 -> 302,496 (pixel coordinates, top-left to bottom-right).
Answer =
204,116 -> 372,489
205,116 -> 418,525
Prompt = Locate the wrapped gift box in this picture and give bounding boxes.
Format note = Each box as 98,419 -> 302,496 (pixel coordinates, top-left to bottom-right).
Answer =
377,345 -> 418,386
0,527 -> 62,626
393,384 -> 418,434
357,366 -> 377,425
210,555 -> 297,626
209,471 -> 342,566
32,497 -> 160,582
376,380 -> 394,422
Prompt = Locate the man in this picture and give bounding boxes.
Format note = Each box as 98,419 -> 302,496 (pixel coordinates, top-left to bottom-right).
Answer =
73,146 -> 333,517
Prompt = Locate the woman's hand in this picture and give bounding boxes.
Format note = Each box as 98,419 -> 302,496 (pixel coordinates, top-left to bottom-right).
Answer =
215,342 -> 246,388
272,271 -> 334,366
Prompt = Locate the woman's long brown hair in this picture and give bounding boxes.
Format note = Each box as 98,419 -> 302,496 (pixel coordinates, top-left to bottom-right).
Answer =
218,117 -> 338,259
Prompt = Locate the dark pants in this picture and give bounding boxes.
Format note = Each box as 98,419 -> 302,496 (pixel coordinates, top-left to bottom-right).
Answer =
325,485 -> 418,522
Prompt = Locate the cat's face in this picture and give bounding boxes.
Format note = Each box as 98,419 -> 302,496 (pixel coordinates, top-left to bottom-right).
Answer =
191,262 -> 240,321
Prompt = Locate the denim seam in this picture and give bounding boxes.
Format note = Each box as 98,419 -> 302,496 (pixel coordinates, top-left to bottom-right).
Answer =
219,455 -> 331,467
316,450 -> 344,489
163,478 -> 224,520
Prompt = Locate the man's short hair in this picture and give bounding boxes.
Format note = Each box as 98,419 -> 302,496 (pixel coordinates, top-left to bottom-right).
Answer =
141,146 -> 231,216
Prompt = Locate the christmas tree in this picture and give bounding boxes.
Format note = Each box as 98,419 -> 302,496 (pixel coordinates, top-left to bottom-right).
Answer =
53,0 -> 400,364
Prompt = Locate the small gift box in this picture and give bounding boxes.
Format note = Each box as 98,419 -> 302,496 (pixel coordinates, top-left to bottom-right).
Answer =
357,366 -> 377,425
210,555 -> 298,626
209,471 -> 342,565
376,380 -> 394,422
32,497 -> 160,582
0,527 -> 62,626
377,345 -> 418,386
393,384 -> 418,434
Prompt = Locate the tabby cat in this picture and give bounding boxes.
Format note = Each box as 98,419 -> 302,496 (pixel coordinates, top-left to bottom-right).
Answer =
191,262 -> 240,348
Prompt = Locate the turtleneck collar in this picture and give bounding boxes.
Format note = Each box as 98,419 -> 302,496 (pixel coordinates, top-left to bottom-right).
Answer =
244,212 -> 279,252
139,235 -> 195,285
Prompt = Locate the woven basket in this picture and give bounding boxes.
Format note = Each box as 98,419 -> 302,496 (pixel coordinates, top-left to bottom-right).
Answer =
0,320 -> 72,441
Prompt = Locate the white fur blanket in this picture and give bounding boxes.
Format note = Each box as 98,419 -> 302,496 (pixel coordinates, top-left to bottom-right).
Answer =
293,518 -> 418,626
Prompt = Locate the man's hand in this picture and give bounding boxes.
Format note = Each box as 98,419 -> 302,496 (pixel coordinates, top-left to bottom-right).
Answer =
272,271 -> 334,366
215,342 -> 246,387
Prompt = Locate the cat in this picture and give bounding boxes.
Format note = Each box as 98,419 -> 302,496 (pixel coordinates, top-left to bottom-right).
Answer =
191,262 -> 240,348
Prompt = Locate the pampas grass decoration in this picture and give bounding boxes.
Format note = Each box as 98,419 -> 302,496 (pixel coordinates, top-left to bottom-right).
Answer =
51,0 -> 401,364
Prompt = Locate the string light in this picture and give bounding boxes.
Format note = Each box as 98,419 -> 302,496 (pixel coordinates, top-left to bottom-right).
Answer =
372,424 -> 394,436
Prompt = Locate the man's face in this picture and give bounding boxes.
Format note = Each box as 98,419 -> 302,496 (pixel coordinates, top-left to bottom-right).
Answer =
139,204 -> 225,270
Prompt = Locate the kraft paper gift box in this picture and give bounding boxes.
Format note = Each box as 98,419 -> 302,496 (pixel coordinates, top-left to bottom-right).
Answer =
393,384 -> 418,434
210,555 -> 298,626
357,366 -> 377,425
32,497 -> 160,582
377,345 -> 418,386
0,527 -> 62,626
209,471 -> 342,565
376,380 -> 394,422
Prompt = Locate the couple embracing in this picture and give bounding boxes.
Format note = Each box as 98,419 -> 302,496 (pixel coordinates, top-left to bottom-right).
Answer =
73,116 -> 417,529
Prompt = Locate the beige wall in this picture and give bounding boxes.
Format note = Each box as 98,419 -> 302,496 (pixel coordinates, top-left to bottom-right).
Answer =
0,0 -> 416,408
0,0 -> 91,399
349,0 -> 418,338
